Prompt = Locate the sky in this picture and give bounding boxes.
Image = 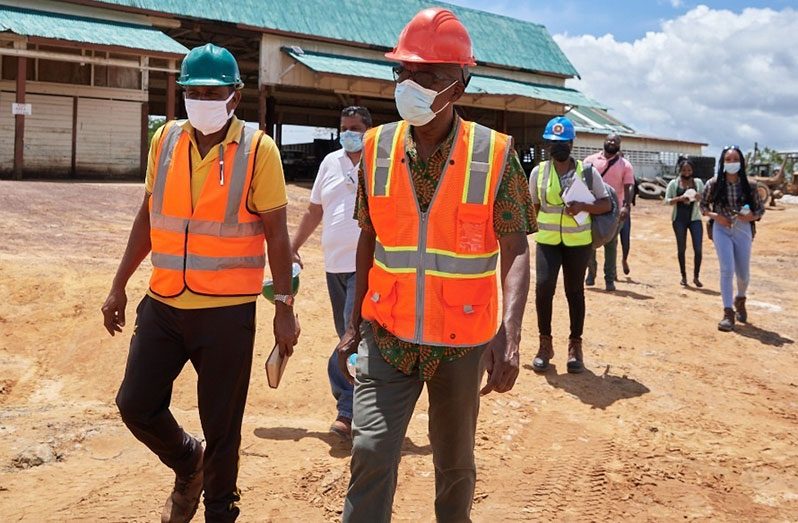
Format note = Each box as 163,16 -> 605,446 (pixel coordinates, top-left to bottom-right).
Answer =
445,0 -> 798,158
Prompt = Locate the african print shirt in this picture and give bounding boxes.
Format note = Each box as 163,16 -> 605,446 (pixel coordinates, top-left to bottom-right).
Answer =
354,117 -> 536,380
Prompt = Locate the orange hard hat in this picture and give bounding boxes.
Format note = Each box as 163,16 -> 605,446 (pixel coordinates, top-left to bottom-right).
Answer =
385,8 -> 477,66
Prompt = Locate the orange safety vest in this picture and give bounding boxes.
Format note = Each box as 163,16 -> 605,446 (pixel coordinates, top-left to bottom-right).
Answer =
361,119 -> 512,347
148,121 -> 266,298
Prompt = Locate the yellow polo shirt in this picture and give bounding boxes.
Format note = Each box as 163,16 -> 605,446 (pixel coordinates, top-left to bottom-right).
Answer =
144,117 -> 287,309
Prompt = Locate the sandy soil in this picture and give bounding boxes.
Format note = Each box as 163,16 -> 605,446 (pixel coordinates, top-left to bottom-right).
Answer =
0,180 -> 796,522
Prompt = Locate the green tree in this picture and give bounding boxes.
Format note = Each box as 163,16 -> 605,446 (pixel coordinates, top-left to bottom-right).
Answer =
148,115 -> 167,144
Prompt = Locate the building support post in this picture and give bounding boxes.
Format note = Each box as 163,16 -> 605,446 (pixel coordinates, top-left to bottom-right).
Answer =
265,95 -> 276,137
166,60 -> 176,120
258,85 -> 267,132
13,56 -> 26,180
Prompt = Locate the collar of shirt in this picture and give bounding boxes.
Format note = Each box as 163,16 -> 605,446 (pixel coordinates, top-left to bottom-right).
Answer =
404,116 -> 460,166
180,116 -> 244,168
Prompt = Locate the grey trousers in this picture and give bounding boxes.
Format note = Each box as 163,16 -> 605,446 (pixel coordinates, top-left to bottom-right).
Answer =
342,323 -> 485,523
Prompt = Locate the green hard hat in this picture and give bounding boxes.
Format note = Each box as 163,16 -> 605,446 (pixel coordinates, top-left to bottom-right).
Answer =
177,43 -> 244,89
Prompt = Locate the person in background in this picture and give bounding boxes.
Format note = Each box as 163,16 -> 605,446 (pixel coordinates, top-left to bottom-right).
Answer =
584,134 -> 634,290
700,146 -> 765,332
665,158 -> 705,287
291,106 -> 372,440
530,116 -> 611,374
619,154 -> 635,278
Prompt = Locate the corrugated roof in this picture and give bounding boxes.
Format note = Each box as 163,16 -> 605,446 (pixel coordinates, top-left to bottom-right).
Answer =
87,0 -> 579,77
569,107 -> 635,134
0,5 -> 188,55
284,48 -> 602,109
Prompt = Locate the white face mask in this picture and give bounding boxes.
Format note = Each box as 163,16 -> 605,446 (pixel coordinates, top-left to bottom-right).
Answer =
724,162 -> 741,174
184,92 -> 235,136
394,79 -> 456,127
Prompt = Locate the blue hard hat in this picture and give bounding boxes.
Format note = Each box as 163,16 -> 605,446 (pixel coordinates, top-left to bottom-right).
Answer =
542,116 -> 576,141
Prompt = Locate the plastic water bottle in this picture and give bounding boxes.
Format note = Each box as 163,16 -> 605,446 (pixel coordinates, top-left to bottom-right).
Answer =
347,353 -> 358,378
739,204 -> 751,215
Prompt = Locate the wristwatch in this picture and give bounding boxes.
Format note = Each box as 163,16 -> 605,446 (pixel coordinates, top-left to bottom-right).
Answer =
273,294 -> 294,307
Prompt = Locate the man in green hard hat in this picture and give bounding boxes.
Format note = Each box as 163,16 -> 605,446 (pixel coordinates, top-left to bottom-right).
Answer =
101,43 -> 298,522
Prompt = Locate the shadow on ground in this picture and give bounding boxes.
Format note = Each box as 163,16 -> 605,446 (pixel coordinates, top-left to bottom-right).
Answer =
525,363 -> 651,409
587,287 -> 654,300
253,427 -> 431,458
735,324 -> 795,347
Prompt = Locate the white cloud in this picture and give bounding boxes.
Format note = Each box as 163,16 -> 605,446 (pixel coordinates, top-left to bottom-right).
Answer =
555,6 -> 798,157
670,0 -> 684,8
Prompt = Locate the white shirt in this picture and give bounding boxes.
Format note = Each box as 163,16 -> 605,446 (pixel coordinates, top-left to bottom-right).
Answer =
309,148 -> 360,273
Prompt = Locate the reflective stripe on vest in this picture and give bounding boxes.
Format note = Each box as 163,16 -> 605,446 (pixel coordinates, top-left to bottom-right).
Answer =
536,160 -> 593,247
149,121 -> 266,297
362,119 -> 511,347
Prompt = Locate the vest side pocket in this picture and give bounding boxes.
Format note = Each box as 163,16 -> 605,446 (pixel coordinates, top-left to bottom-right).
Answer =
440,277 -> 495,345
363,268 -> 398,332
456,203 -> 490,254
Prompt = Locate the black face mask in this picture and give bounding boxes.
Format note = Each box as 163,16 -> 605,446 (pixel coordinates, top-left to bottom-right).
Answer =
550,142 -> 571,162
604,144 -> 620,155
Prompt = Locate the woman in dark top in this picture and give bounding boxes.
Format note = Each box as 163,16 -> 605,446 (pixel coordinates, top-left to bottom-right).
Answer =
664,158 -> 705,287
700,146 -> 765,332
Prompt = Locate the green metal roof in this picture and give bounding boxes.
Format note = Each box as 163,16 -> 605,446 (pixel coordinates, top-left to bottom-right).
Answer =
569,107 -> 635,134
87,0 -> 579,77
0,5 -> 188,55
284,48 -> 602,109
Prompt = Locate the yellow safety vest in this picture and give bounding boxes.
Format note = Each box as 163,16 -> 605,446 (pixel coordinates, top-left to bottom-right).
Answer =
535,160 -> 593,246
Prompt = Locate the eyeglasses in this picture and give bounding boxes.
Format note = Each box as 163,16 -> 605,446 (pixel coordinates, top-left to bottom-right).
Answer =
391,65 -> 458,88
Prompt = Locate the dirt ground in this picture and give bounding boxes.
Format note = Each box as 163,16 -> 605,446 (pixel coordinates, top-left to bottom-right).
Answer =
0,179 -> 796,522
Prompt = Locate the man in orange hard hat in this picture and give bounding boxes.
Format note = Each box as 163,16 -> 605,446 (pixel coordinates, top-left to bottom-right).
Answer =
335,8 -> 536,521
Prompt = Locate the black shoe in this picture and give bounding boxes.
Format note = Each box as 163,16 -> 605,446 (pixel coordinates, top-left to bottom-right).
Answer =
622,259 -> 630,275
585,275 -> 595,287
693,277 -> 703,288
718,308 -> 735,332
734,296 -> 747,323
605,281 -> 616,292
680,276 -> 688,286
566,338 -> 584,374
532,335 -> 554,373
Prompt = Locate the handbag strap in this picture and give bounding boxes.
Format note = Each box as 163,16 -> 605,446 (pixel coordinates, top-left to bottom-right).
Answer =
600,155 -> 621,178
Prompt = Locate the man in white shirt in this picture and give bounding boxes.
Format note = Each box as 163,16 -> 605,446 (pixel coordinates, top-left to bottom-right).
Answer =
291,106 -> 371,439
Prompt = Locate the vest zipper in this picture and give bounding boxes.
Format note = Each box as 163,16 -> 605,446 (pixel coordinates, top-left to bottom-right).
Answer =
414,210 -> 429,344
182,223 -> 189,289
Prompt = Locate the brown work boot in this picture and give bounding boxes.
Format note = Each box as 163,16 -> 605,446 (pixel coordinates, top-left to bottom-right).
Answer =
162,440 -> 203,523
718,308 -> 735,332
330,416 -> 352,441
566,338 -> 584,374
734,296 -> 747,323
532,335 -> 554,373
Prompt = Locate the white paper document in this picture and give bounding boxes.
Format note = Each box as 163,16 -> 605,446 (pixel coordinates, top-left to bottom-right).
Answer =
562,175 -> 595,226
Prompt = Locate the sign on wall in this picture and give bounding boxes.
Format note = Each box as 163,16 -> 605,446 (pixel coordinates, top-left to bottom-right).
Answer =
11,103 -> 32,116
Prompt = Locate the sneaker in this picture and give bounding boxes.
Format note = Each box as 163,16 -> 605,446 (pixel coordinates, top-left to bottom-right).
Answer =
680,276 -> 688,287
718,308 -> 735,332
566,338 -> 584,374
161,439 -> 203,523
330,416 -> 352,440
585,275 -> 595,287
532,335 -> 554,373
605,281 -> 616,292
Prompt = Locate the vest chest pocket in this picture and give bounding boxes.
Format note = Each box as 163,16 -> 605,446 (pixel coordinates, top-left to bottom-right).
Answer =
456,203 -> 490,253
369,197 -> 398,245
365,269 -> 398,332
441,277 -> 494,344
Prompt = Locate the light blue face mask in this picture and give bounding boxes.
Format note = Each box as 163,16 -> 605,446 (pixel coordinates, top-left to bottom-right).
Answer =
394,79 -> 457,127
339,130 -> 364,153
